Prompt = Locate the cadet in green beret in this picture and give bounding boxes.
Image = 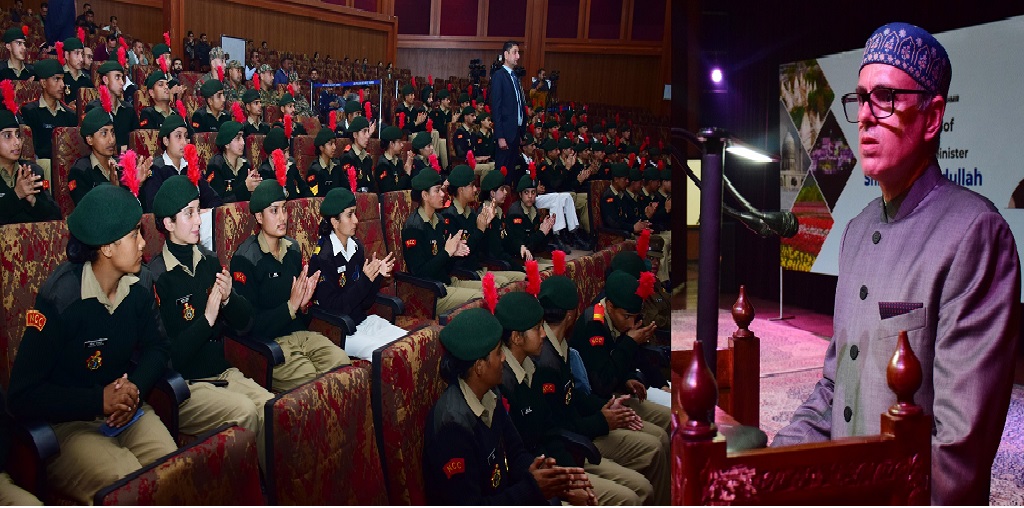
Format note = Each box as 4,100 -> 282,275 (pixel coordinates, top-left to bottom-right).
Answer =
337,100 -> 362,135
424,307 -> 589,505
403,104 -> 427,136
589,143 -> 612,180
508,135 -> 535,186
401,169 -> 481,315
21,59 -> 78,166
470,113 -> 495,176
146,175 -> 272,469
534,272 -> 667,505
138,70 -> 192,136
337,116 -> 374,192
600,163 -> 646,235
8,185 -> 177,504
440,165 -> 525,287
306,128 -> 339,196
621,167 -> 652,232
0,27 -> 33,81
207,120 -> 258,203
0,110 -> 60,224
570,271 -> 670,437
68,108 -> 154,205
410,130 -> 434,179
394,83 -> 416,127
538,138 -> 562,190
308,188 -> 404,359
240,89 -> 269,136
429,88 -> 453,139
477,169 -> 516,266
453,106 -> 476,161
257,127 -> 310,199
229,180 -> 351,391
140,115 -> 223,213
374,126 -> 412,193
60,37 -> 94,104
84,61 -> 139,151
271,94 -> 307,136
191,79 -> 229,133
506,174 -> 557,261
552,141 -> 593,248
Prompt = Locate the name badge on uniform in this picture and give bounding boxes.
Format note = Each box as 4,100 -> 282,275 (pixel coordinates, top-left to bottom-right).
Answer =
431,240 -> 438,256
43,123 -> 54,129
84,337 -> 108,349
337,265 -> 346,273
269,272 -> 280,278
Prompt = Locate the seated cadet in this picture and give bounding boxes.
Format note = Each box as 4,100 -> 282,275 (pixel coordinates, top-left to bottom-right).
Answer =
600,163 -> 647,235
336,100 -> 361,135
61,37 -> 94,104
424,307 -> 594,506
0,110 -> 60,224
477,169 -> 517,267
207,120 -> 260,203
570,271 -> 670,433
404,104 -> 427,137
21,59 -> 78,172
84,61 -> 139,151
337,116 -> 374,192
507,175 -> 557,261
240,89 -> 269,136
622,167 -> 654,232
401,169 -> 481,315
641,167 -> 671,281
471,112 -> 495,176
508,134 -> 536,186
374,126 -> 413,193
191,80 -> 230,133
308,188 -> 406,360
0,27 -> 33,81
138,70 -> 193,136
590,143 -> 612,180
230,180 -> 351,391
535,139 -> 587,251
306,128 -> 339,196
555,140 -> 593,246
140,115 -> 223,213
8,185 -> 178,504
452,106 -> 475,161
428,89 -> 452,168
272,93 -> 307,136
393,84 -> 415,128
409,131 -> 434,179
0,391 -> 43,506
258,127 -> 310,199
69,107 -> 154,204
440,164 -> 526,287
147,175 -> 273,468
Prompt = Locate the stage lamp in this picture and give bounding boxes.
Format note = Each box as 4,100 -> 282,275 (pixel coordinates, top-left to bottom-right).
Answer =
726,141 -> 774,163
710,68 -> 723,83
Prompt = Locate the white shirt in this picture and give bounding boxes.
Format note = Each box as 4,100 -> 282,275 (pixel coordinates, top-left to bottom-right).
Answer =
329,232 -> 357,262
504,64 -> 523,126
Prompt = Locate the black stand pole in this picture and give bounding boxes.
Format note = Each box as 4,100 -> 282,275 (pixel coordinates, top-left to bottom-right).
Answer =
696,127 -> 728,377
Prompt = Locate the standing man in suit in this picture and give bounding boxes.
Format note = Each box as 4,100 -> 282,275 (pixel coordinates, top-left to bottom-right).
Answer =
489,41 -> 526,187
772,23 -> 1021,506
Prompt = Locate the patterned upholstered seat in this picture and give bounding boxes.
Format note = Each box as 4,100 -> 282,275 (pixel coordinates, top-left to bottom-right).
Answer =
380,190 -> 443,320
76,87 -> 100,123
183,95 -> 205,119
263,105 -> 282,126
291,135 -> 316,179
285,197 -> 323,262
129,129 -> 161,159
371,325 -> 445,505
133,88 -> 152,115
13,80 -> 40,107
51,126 -> 90,217
132,65 -> 156,93
265,365 -> 388,505
176,72 -> 202,96
140,213 -> 164,263
245,134 -> 267,169
18,124 -> 34,162
589,180 -> 632,250
213,200 -> 258,268
300,116 -> 321,138
93,425 -> 263,505
192,131 -> 218,176
366,138 -> 381,167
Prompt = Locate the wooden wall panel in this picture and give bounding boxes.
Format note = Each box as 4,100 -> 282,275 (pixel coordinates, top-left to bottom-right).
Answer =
397,48 -> 499,81
184,0 -> 390,64
544,51 -> 663,111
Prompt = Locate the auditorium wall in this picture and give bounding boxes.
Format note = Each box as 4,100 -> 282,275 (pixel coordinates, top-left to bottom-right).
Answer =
397,47 -> 500,82
544,51 -> 662,111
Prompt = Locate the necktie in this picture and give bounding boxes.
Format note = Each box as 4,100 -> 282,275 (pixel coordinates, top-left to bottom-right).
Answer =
511,70 -> 522,126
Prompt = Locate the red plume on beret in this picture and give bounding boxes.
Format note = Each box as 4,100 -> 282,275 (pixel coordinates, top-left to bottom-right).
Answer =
159,54 -> 169,73
163,32 -> 171,47
552,250 -> 566,276
468,84 -> 473,96
251,71 -> 260,91
231,101 -> 245,123
428,153 -> 440,173
21,25 -> 29,37
483,272 -> 497,314
287,83 -> 295,97
471,99 -> 476,109
363,101 -> 372,120
328,110 -> 337,132
527,160 -> 536,181
397,111 -> 405,129
184,144 -> 200,185
272,149 -> 288,188
347,165 -> 357,192
484,105 -> 491,114
217,65 -> 224,83
447,83 -> 453,92
358,88 -> 365,103
117,46 -> 127,68
552,129 -> 560,141
118,36 -> 126,48
636,228 -> 651,260
526,260 -> 540,297
657,160 -> 665,171
466,150 -> 476,170
628,153 -> 636,167
636,271 -> 656,300
99,84 -> 113,114
175,99 -> 187,119
427,74 -> 433,85
56,41 -> 66,66
411,76 -> 417,88
284,115 -> 293,139
77,27 -> 86,44
119,150 -> 140,197
426,118 -> 433,133
1,80 -> 17,115
500,166 -> 507,177
639,156 -> 647,168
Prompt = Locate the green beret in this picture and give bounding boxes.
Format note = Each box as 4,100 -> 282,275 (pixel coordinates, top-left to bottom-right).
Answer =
648,148 -> 661,156
606,270 -> 643,314
343,100 -> 360,114
516,174 -> 536,193
380,126 -> 402,144
3,28 -> 25,44
478,113 -> 491,123
250,180 -> 286,213
440,307 -> 503,362
62,37 -> 84,52
347,116 -> 369,133
278,93 -> 295,107
544,120 -> 558,129
67,186 -> 143,246
461,106 -> 475,117
575,142 -> 590,153
264,127 -> 288,153
541,139 -> 557,152
628,168 -> 642,182
620,124 -> 631,131
314,128 -> 336,148
81,107 -> 114,137
411,131 -> 431,151
448,165 -> 474,190
561,122 -> 573,132
606,121 -> 617,130
34,59 -> 63,80
592,143 -> 606,152
611,163 -> 629,178
216,121 -> 243,147
96,61 -> 123,76
557,138 -> 572,150
199,79 -> 224,99
539,275 -> 578,311
436,89 -> 450,100
458,93 -> 470,103
495,292 -> 544,332
152,43 -> 170,58
592,124 -> 606,134
242,88 -> 260,104
610,251 -> 645,279
145,70 -> 167,89
660,167 -> 671,181
152,175 -> 200,219
0,110 -> 18,131
401,84 -> 416,96
643,167 -> 661,181
320,188 -> 356,217
412,169 -> 442,192
480,169 -> 505,192
622,144 -> 638,155
420,87 -> 433,102
159,115 -> 187,139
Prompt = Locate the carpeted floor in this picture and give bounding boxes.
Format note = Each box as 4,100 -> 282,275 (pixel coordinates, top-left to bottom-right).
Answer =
672,308 -> 1024,504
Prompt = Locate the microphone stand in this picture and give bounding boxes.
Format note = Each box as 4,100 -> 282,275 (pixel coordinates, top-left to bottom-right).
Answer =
694,128 -> 727,377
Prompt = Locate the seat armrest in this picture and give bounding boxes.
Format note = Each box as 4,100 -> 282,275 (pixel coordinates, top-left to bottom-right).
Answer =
556,429 -> 601,466
309,307 -> 358,336
451,268 -> 480,281
481,258 -> 513,271
147,370 -> 191,442
9,418 -> 59,496
374,292 -> 405,317
223,333 -> 286,390
394,272 -> 446,297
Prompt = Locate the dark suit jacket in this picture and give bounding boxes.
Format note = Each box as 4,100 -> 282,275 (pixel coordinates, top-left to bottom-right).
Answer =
488,67 -> 525,144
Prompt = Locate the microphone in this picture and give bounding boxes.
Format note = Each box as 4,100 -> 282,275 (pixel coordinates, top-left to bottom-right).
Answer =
725,207 -> 800,238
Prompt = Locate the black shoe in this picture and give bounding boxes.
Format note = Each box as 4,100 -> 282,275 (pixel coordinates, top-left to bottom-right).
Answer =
570,229 -> 593,251
552,232 -> 572,254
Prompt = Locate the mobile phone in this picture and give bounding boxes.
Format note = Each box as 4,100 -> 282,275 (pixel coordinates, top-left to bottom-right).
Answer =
99,408 -> 144,437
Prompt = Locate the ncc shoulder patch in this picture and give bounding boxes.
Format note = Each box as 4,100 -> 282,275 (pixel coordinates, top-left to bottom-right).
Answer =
68,179 -> 77,191
206,172 -> 215,182
589,336 -> 604,347
512,218 -> 522,224
233,271 -> 247,284
307,174 -> 316,182
542,383 -> 556,394
606,197 -> 614,203
139,119 -> 149,127
405,239 -> 417,248
25,309 -> 46,331
192,122 -> 200,128
443,457 -> 465,479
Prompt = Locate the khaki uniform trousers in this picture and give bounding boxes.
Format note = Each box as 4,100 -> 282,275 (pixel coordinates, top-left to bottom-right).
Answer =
475,268 -> 526,287
178,368 -> 275,469
584,457 -> 652,505
431,131 -> 449,169
653,231 -> 671,281
570,192 -> 590,234
593,421 -> 670,505
0,472 -> 42,506
473,162 -> 495,177
36,159 -> 52,185
272,331 -> 352,392
47,403 -> 177,504
436,278 -> 483,315
625,397 -> 671,435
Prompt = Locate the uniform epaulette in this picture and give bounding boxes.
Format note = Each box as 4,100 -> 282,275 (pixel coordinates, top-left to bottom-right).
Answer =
591,302 -> 605,322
